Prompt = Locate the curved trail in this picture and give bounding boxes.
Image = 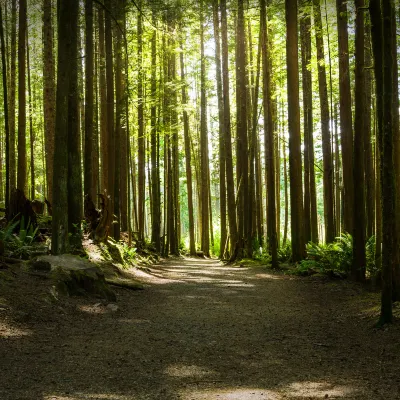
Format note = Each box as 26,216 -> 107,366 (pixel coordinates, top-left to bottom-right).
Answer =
1,257 -> 399,399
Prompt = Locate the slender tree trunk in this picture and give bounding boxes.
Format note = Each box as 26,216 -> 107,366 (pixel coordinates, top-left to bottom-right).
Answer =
334,104 -> 341,236
84,0 -> 94,200
9,0 -> 16,192
352,0 -> 366,281
119,7 -> 128,232
213,0 -> 227,259
313,0 -> 334,243
104,0 -> 115,232
337,0 -> 354,235
43,0 -> 55,204
137,6 -> 145,243
380,0 -> 395,324
180,49 -> 196,256
200,0 -> 210,257
286,0 -> 305,261
67,0 -> 82,247
300,0 -> 312,243
365,28 -> 375,239
370,0 -> 384,284
390,4 -> 400,301
114,0 -> 125,241
151,13 -> 161,252
17,0 -> 27,192
98,7 -> 108,193
171,43 -> 180,255
282,129 -> 289,247
0,4 -> 10,211
261,0 -> 277,267
26,29 -> 35,199
220,0 -> 238,260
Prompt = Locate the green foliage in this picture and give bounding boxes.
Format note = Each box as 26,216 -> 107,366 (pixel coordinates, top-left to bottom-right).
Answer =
294,233 -> 377,278
278,241 -> 292,263
211,229 -> 221,257
120,243 -> 137,265
0,219 -> 20,242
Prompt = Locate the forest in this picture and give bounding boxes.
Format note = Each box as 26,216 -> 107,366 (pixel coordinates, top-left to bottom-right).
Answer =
0,0 -> 399,329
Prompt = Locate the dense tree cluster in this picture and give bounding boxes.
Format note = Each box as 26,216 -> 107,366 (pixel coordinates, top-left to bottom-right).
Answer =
0,0 -> 399,323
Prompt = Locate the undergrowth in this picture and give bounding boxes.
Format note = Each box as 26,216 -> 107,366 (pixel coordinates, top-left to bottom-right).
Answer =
289,233 -> 377,278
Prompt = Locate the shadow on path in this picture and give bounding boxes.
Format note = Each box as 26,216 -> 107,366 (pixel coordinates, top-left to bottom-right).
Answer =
1,257 -> 399,399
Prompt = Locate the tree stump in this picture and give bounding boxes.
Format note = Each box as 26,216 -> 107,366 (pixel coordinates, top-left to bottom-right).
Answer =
8,188 -> 37,232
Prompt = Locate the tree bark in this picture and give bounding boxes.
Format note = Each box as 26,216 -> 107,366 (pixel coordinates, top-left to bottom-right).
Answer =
52,0 -> 72,254
67,0 -> 82,248
261,0 -> 277,267
200,0 -> 210,257
9,0 -> 16,192
352,0 -> 366,281
104,0 -> 115,234
84,0 -> 94,200
337,0 -> 354,235
43,0 -> 55,204
220,0 -> 238,260
286,0 -> 305,261
313,0 -> 334,243
213,0 -> 227,259
0,4 -> 10,211
180,48 -> 196,256
151,12 -> 161,252
137,5 -> 145,243
17,0 -> 27,192
98,7 -> 108,194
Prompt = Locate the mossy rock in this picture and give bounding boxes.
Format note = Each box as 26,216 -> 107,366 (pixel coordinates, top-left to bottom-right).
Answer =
37,254 -> 116,301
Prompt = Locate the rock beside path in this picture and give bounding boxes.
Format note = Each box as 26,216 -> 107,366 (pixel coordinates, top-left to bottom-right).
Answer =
36,254 -> 116,301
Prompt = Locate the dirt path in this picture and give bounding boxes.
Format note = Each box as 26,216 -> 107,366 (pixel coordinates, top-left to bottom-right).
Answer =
1,257 -> 400,400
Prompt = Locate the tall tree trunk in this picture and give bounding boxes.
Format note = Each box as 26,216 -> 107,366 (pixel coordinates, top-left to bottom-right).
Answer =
52,0 -> 72,254
26,29 -> 35,199
200,0 -> 210,257
104,0 -> 115,233
213,0 -> 227,259
334,104 -> 341,236
337,0 -> 354,235
98,7 -> 108,193
365,27 -> 375,239
390,3 -> 400,301
17,0 -> 27,192
180,48 -> 196,256
370,0 -> 384,285
151,13 -> 161,252
220,0 -> 238,260
119,7 -> 128,232
43,0 -> 55,204
282,131 -> 289,246
313,0 -> 334,243
352,0 -> 366,281
137,6 -> 145,243
300,0 -> 313,243
84,0 -> 94,200
9,0 -> 16,192
171,43 -> 180,255
286,0 -> 305,261
236,0 -> 251,258
67,0 -> 82,247
0,4 -> 10,211
114,0 -> 125,241
261,0 -> 277,267
380,0 -> 395,324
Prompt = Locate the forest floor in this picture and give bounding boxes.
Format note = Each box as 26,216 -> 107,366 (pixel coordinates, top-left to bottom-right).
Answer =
1,256 -> 400,400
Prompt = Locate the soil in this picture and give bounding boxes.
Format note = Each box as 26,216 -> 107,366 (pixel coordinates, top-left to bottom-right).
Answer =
1,256 -> 400,400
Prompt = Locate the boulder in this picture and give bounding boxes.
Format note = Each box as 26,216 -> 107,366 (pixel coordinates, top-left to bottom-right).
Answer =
37,254 -> 116,301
